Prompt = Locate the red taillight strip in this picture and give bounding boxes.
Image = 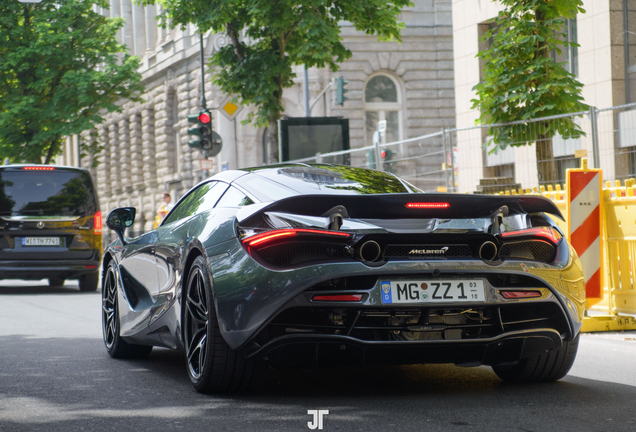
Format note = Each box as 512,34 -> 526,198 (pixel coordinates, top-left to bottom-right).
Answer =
23,166 -> 55,171
405,202 -> 451,209
243,228 -> 350,247
500,227 -> 562,244
94,210 -> 103,235
499,290 -> 542,299
312,294 -> 363,302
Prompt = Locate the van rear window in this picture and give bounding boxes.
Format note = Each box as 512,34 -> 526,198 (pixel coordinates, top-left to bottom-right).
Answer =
0,169 -> 97,217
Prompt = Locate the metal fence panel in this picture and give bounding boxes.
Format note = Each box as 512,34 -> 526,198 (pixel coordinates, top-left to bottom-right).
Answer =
281,103 -> 636,194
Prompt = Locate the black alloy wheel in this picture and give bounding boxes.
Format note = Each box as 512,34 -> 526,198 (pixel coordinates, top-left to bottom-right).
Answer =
183,256 -> 256,393
101,261 -> 153,359
184,260 -> 209,382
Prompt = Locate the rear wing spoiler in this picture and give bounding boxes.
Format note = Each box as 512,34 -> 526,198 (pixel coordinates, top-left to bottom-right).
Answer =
237,193 -> 564,225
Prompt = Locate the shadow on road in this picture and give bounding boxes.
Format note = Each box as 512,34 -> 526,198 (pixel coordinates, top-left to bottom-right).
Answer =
1,334 -> 635,431
0,282 -> 97,295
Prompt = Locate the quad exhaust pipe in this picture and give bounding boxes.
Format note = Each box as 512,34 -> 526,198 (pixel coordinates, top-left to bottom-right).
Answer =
479,241 -> 498,261
359,241 -> 382,262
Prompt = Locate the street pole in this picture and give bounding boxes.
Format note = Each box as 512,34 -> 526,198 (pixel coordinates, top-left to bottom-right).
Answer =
374,122 -> 383,172
199,32 -> 207,110
589,106 -> 600,169
199,32 -> 209,177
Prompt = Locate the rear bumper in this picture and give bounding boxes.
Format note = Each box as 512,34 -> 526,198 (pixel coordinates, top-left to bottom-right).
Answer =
249,329 -> 563,369
0,252 -> 101,280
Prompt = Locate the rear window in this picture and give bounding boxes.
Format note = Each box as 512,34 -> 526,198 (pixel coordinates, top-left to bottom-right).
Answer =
239,165 -> 421,201
0,169 -> 97,217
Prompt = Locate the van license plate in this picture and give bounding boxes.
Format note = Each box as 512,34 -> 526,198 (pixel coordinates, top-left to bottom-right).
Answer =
23,237 -> 60,246
380,280 -> 485,304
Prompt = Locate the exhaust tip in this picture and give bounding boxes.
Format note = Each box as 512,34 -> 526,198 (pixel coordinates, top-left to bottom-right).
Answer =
479,241 -> 498,261
359,241 -> 382,262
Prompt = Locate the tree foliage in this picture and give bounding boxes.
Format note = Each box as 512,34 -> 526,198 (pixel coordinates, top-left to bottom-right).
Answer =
0,0 -> 144,165
471,0 -> 589,182
145,0 -> 412,162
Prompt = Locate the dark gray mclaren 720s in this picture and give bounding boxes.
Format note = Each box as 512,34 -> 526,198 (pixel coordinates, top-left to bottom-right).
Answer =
102,164 -> 585,393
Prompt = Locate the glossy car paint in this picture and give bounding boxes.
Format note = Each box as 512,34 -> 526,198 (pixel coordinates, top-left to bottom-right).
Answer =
102,165 -> 585,368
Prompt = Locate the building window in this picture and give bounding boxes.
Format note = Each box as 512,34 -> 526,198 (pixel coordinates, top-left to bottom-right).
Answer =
364,74 -> 402,145
552,18 -> 578,77
625,0 -> 636,103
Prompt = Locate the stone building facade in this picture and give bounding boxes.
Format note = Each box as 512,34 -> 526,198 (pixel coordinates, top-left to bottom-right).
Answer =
451,0 -> 636,193
72,0 -> 455,239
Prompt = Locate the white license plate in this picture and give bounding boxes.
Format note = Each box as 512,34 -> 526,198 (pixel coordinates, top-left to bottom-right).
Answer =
23,237 -> 60,246
380,279 -> 485,304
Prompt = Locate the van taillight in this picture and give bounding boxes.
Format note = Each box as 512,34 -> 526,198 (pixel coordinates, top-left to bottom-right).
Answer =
94,211 -> 102,235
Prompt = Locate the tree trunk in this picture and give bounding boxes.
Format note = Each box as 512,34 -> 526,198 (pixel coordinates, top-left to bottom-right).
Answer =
263,72 -> 284,165
535,134 -> 558,184
265,115 -> 279,164
533,8 -> 558,185
44,139 -> 59,165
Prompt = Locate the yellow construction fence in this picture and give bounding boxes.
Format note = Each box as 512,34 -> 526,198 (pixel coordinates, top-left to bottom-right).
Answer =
494,160 -> 636,332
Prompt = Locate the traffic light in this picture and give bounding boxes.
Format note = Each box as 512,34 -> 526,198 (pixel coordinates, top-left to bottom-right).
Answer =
336,76 -> 348,106
382,149 -> 397,173
187,110 -> 213,151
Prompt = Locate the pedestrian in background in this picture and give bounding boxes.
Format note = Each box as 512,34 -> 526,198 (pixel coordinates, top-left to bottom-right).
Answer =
153,192 -> 174,228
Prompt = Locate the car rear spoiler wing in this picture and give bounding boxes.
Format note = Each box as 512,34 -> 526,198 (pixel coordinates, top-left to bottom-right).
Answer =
236,193 -> 564,224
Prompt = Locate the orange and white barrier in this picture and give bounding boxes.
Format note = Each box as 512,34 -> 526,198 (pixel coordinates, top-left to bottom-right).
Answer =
567,165 -> 604,308
491,160 -> 636,331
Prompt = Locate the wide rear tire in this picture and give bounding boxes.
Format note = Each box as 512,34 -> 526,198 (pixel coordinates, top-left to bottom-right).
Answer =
183,256 -> 256,393
102,261 -> 153,359
492,334 -> 580,383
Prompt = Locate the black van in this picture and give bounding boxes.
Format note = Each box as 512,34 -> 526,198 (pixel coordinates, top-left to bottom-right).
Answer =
0,165 -> 102,291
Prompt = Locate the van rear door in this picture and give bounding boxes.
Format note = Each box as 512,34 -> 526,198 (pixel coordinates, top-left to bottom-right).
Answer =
0,167 -> 100,261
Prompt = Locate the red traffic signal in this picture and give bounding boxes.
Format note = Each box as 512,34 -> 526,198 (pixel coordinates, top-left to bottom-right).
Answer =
198,112 -> 211,123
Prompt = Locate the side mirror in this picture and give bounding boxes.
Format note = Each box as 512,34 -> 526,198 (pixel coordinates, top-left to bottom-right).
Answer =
106,207 -> 136,246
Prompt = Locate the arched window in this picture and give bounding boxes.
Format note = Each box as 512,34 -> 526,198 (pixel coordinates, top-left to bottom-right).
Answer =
364,75 -> 402,145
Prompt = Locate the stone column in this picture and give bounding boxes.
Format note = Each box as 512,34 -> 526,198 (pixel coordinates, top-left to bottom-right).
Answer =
109,0 -> 121,46
108,121 -> 121,195
154,91 -> 173,178
144,5 -> 157,52
79,131 -> 98,182
96,124 -> 111,199
142,107 -> 157,232
120,0 -> 133,55
132,3 -> 146,56
142,107 -> 157,189
118,116 -> 131,191
156,4 -> 167,43
176,74 -> 192,179
130,112 -> 144,189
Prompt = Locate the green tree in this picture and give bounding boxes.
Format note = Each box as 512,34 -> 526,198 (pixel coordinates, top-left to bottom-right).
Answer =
471,0 -> 588,183
0,0 -> 144,165
145,0 -> 412,163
